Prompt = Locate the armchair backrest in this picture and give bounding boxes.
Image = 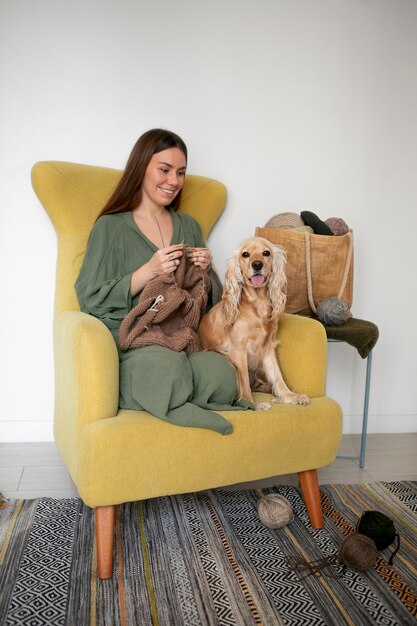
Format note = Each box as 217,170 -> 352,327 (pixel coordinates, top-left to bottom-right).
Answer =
31,161 -> 227,318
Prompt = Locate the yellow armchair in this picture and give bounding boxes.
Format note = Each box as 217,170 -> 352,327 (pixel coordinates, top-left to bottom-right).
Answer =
32,161 -> 342,579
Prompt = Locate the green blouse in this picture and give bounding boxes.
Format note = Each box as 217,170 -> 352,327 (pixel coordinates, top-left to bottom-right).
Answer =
75,209 -> 223,336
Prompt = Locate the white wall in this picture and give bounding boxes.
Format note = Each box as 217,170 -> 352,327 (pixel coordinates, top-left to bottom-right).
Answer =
1,0 -> 416,442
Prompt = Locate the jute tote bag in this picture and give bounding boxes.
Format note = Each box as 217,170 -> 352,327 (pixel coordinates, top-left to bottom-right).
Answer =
255,227 -> 354,316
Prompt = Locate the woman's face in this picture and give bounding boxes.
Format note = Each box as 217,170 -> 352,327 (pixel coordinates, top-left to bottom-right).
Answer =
141,147 -> 187,208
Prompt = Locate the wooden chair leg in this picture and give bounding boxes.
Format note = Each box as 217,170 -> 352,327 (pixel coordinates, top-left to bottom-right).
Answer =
95,505 -> 115,579
298,469 -> 324,528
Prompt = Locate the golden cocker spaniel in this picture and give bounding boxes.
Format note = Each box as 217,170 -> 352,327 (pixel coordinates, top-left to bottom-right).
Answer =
198,236 -> 310,409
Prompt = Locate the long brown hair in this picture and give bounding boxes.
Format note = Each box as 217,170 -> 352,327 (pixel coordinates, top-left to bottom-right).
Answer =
97,129 -> 188,219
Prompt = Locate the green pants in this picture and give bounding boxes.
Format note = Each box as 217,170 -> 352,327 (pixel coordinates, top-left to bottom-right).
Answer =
118,345 -> 253,435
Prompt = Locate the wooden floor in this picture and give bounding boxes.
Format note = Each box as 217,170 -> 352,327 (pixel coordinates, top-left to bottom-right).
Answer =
1,433 -> 416,500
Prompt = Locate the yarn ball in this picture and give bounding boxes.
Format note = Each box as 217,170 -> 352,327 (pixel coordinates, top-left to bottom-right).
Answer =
300,211 -> 334,236
325,217 -> 350,236
257,494 -> 294,529
316,297 -> 351,326
265,212 -> 305,230
339,533 -> 377,571
295,225 -> 315,234
357,511 -> 397,551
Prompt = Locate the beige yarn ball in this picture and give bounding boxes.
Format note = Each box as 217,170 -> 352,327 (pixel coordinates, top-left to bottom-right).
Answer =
295,225 -> 314,234
265,212 -> 305,230
257,494 -> 294,528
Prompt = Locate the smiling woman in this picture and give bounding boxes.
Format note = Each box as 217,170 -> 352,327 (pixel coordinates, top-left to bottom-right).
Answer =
131,147 -> 187,278
74,129 -> 254,434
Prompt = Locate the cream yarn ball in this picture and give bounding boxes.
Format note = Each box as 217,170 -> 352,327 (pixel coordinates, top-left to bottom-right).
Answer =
257,494 -> 294,529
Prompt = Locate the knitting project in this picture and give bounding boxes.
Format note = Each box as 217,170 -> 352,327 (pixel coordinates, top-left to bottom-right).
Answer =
119,253 -> 210,353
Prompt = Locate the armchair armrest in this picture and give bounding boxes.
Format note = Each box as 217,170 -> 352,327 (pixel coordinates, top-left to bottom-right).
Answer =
53,311 -> 119,459
276,313 -> 327,398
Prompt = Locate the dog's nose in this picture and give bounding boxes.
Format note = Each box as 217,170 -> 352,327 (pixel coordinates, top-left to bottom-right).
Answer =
252,260 -> 263,272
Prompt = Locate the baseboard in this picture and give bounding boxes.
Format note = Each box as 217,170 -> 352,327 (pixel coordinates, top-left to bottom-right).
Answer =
0,421 -> 54,443
1,414 -> 416,443
342,413 -> 417,435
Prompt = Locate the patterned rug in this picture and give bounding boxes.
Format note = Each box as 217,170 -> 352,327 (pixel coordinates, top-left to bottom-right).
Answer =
1,481 -> 416,625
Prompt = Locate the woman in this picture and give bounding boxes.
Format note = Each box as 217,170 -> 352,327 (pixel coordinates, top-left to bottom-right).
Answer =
75,129 -> 251,434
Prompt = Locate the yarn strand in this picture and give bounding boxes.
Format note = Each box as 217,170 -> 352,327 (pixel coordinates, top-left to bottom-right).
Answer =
285,554 -> 342,580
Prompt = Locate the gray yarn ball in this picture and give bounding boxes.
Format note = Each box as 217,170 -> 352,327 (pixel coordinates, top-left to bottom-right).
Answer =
257,494 -> 294,529
316,297 -> 351,325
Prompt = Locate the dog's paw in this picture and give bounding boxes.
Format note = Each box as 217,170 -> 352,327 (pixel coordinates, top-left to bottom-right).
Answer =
255,401 -> 272,411
294,394 -> 310,406
272,393 -> 310,406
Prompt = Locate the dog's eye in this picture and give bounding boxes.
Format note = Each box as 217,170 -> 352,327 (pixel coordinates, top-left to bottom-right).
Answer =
262,250 -> 271,257
242,251 -> 250,258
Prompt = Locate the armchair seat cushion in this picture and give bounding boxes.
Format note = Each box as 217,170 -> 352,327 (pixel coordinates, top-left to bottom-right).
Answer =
74,395 -> 342,507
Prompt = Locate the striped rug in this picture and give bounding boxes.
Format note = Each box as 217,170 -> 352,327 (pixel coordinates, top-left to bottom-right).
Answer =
1,481 -> 416,625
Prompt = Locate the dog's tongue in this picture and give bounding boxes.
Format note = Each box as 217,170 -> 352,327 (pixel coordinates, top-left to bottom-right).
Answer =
251,274 -> 265,287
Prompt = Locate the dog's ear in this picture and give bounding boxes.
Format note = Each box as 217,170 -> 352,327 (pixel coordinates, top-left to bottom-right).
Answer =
268,244 -> 287,317
223,250 -> 243,325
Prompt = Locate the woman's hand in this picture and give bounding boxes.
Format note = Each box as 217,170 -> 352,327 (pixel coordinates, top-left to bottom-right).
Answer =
148,243 -> 184,275
130,244 -> 184,296
130,244 -> 212,297
188,247 -> 212,271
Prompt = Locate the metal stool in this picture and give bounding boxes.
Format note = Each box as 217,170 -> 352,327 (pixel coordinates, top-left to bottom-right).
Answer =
328,339 -> 373,468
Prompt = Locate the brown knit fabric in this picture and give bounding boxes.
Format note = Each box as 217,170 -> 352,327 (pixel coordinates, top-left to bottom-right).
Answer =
119,254 -> 210,353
